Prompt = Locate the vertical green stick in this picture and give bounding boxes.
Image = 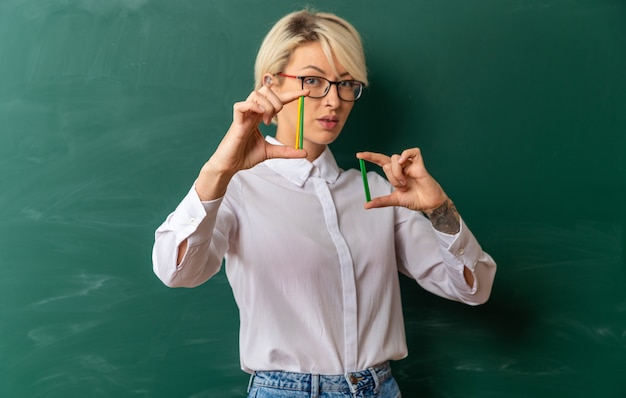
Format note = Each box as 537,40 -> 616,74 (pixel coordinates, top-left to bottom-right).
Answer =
359,158 -> 371,202
298,96 -> 304,149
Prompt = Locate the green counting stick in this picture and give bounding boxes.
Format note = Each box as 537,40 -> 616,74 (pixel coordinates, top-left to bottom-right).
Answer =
359,158 -> 371,202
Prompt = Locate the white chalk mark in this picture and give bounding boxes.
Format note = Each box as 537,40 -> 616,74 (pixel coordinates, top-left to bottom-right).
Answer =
31,273 -> 110,306
28,320 -> 102,347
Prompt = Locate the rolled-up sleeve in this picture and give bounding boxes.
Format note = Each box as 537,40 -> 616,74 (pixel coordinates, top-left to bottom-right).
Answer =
395,208 -> 496,305
152,184 -> 234,288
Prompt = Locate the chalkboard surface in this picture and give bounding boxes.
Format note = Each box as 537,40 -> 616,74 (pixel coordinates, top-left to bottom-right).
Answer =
2,1 -> 625,397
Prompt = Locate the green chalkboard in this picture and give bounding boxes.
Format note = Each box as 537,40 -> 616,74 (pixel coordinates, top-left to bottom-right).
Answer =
1,1 -> 625,397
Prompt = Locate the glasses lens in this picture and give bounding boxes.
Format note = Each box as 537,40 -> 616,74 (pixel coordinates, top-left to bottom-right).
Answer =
338,81 -> 363,101
301,76 -> 363,101
301,77 -> 329,98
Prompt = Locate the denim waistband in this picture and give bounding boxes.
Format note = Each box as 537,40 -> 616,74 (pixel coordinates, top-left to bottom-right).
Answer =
248,362 -> 392,395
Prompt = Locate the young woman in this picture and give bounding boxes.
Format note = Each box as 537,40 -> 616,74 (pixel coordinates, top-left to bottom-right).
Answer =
153,9 -> 496,398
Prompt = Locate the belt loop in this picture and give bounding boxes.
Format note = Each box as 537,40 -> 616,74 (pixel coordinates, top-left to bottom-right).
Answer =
311,374 -> 320,398
246,371 -> 256,394
368,366 -> 380,393
344,373 -> 358,396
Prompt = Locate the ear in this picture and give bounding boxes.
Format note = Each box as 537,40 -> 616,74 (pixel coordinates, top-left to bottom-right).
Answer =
263,74 -> 273,86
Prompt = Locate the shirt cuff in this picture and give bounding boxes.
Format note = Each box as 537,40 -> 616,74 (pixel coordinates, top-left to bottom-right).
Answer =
169,184 -> 223,247
435,218 -> 482,274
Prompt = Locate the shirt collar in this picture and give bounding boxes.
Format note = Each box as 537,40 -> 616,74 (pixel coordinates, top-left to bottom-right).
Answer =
264,136 -> 340,187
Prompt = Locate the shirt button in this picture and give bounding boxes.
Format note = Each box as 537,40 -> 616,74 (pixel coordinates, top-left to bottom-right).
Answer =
458,248 -> 465,255
189,217 -> 197,224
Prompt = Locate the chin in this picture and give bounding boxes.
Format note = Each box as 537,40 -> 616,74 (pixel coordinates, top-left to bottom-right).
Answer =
310,136 -> 339,148
312,128 -> 343,144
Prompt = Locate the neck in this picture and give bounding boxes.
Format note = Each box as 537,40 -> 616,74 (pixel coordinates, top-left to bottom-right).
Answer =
303,141 -> 326,161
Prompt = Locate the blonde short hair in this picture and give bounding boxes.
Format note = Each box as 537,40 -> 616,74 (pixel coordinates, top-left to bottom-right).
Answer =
254,10 -> 368,89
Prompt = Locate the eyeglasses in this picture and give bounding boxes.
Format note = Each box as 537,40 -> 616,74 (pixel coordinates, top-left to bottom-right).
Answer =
276,73 -> 364,102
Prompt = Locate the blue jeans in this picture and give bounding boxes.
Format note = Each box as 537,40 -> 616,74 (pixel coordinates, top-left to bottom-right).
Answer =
246,362 -> 401,398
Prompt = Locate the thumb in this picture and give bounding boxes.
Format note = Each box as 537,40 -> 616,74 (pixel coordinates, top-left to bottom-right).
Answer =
266,143 -> 307,160
364,194 -> 397,209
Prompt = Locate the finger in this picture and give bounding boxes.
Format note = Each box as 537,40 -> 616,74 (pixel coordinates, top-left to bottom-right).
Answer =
246,91 -> 278,125
233,100 -> 266,122
364,193 -> 398,210
251,88 -> 309,125
381,162 -> 403,188
255,87 -> 287,125
356,151 -> 390,168
265,143 -> 307,160
277,89 -> 310,105
389,154 -> 406,187
398,148 -> 423,165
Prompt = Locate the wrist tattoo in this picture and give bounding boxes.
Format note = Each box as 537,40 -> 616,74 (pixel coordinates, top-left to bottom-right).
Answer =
424,199 -> 460,234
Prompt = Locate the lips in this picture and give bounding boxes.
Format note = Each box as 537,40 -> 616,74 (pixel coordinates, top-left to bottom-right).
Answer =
317,115 -> 339,130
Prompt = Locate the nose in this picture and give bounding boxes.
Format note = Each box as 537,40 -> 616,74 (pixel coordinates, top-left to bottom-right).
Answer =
324,83 -> 341,108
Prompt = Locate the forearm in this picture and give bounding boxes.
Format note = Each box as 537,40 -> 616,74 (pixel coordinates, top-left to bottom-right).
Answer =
396,212 -> 496,305
195,158 -> 237,201
423,198 -> 460,235
427,219 -> 494,303
423,199 -> 476,287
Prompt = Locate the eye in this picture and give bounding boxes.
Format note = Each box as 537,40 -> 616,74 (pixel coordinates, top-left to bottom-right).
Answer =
302,77 -> 323,87
339,80 -> 359,89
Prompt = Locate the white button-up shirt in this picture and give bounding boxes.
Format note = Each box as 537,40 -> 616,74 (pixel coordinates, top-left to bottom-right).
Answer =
152,137 -> 496,375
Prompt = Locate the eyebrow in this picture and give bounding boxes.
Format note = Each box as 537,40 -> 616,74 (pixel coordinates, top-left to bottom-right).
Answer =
300,65 -> 351,79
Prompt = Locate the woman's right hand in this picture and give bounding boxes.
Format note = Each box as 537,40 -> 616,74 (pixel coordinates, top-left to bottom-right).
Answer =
195,87 -> 309,201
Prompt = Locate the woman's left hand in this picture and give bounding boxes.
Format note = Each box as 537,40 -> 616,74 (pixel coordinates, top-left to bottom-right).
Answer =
357,148 -> 448,212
